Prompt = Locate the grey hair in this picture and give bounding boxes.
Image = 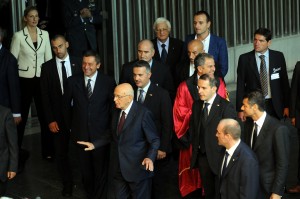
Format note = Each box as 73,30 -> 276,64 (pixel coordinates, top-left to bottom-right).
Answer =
153,17 -> 171,31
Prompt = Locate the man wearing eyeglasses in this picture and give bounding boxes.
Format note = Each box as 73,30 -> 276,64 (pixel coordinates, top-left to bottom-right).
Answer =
151,17 -> 184,88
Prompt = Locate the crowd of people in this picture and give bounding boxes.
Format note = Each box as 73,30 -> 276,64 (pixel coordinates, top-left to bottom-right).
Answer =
1,3 -> 300,199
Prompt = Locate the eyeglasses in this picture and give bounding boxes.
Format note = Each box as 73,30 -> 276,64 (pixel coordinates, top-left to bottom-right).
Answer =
155,28 -> 169,33
114,95 -> 129,99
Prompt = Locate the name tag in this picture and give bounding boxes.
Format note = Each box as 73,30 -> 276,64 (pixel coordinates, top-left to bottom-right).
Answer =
271,73 -> 280,80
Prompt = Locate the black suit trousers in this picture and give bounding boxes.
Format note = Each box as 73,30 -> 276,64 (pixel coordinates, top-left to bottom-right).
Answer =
53,130 -> 73,186
197,152 -> 218,199
17,77 -> 53,157
77,143 -> 109,199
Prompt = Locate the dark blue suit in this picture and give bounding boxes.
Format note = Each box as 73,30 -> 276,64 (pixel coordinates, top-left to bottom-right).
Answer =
64,71 -> 115,199
0,46 -> 21,114
185,34 -> 228,78
218,141 -> 259,199
110,101 -> 160,199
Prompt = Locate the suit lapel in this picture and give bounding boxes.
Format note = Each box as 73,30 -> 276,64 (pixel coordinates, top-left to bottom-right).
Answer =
52,60 -> 63,93
222,143 -> 241,178
253,115 -> 270,151
120,102 -> 137,134
23,27 -> 36,52
249,51 -> 260,82
36,28 -> 43,51
206,95 -> 221,124
143,83 -> 155,105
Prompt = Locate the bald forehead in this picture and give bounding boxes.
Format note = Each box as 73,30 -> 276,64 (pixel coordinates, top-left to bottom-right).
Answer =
138,40 -> 154,49
188,40 -> 203,50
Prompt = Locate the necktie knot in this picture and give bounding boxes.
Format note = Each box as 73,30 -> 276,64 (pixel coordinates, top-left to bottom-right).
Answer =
204,102 -> 210,109
259,54 -> 265,60
87,79 -> 92,98
161,43 -> 166,48
138,89 -> 145,103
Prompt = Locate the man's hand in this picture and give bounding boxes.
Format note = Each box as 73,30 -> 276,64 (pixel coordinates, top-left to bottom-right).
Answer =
49,122 -> 60,133
80,8 -> 92,18
14,116 -> 22,125
283,108 -> 289,118
291,117 -> 296,126
238,112 -> 246,122
7,171 -> 16,180
77,141 -> 95,151
142,158 -> 154,171
157,150 -> 166,160
270,193 -> 281,199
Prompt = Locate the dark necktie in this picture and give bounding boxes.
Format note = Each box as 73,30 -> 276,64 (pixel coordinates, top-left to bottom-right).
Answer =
138,89 -> 144,103
161,43 -> 167,64
199,102 -> 210,153
259,55 -> 268,97
61,61 -> 67,91
252,123 -> 258,149
86,79 -> 92,98
117,111 -> 126,134
222,151 -> 229,176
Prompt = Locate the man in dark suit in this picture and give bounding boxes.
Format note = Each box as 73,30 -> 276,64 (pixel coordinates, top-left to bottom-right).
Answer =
216,118 -> 259,199
151,17 -> 184,86
0,105 -> 18,196
64,50 -> 115,199
78,83 -> 160,199
132,60 -> 173,198
185,10 -> 228,79
236,27 -> 290,121
40,35 -> 82,197
189,74 -> 236,199
241,91 -> 289,199
62,0 -> 102,57
289,61 -> 300,193
0,27 -> 21,125
119,39 -> 175,100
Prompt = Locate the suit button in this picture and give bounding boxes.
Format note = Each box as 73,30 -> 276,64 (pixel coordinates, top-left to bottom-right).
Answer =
84,22 -> 87,25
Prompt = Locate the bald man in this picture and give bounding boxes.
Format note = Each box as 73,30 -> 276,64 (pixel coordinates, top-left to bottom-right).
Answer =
79,83 -> 160,199
119,39 -> 175,100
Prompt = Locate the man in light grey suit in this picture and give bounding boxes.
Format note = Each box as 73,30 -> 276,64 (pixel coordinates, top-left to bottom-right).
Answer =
0,105 -> 18,196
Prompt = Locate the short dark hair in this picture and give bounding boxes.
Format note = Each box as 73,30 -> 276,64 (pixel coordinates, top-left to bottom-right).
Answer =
24,6 -> 38,17
244,90 -> 265,111
199,74 -> 218,88
83,50 -> 101,64
51,34 -> 67,42
254,28 -> 272,41
194,53 -> 214,68
133,60 -> 151,73
194,10 -> 211,22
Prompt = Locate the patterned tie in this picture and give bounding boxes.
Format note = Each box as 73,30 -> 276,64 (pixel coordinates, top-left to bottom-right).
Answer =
117,111 -> 126,134
138,89 -> 144,103
259,55 -> 268,97
86,79 -> 92,98
252,123 -> 258,149
61,61 -> 67,92
222,151 -> 229,176
161,43 -> 167,63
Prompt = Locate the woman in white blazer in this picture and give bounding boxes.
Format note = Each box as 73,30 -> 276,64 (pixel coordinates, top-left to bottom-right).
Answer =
10,6 -> 53,161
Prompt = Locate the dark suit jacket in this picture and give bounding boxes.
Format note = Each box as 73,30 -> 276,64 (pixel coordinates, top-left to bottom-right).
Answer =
152,37 -> 184,81
111,102 -> 160,182
0,105 -> 18,182
244,114 -> 289,197
236,49 -> 290,119
40,56 -> 82,129
119,59 -> 175,99
62,0 -> 102,56
290,61 -> 300,128
185,34 -> 228,78
64,72 -> 115,143
218,141 -> 259,199
0,46 -> 21,114
134,83 -> 173,153
190,95 -> 236,174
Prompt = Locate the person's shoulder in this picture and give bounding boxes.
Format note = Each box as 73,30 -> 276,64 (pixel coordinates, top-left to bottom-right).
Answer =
210,33 -> 225,42
170,37 -> 184,45
41,58 -> 55,69
122,59 -> 137,68
268,49 -> 284,57
239,50 -> 255,58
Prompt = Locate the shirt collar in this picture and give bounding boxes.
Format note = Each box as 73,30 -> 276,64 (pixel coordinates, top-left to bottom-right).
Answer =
206,93 -> 217,105
227,139 -> 241,156
139,81 -> 151,93
123,100 -> 133,115
157,37 -> 170,48
56,54 -> 70,63
255,49 -> 269,59
255,111 -> 267,128
0,43 -> 2,50
85,71 -> 98,82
